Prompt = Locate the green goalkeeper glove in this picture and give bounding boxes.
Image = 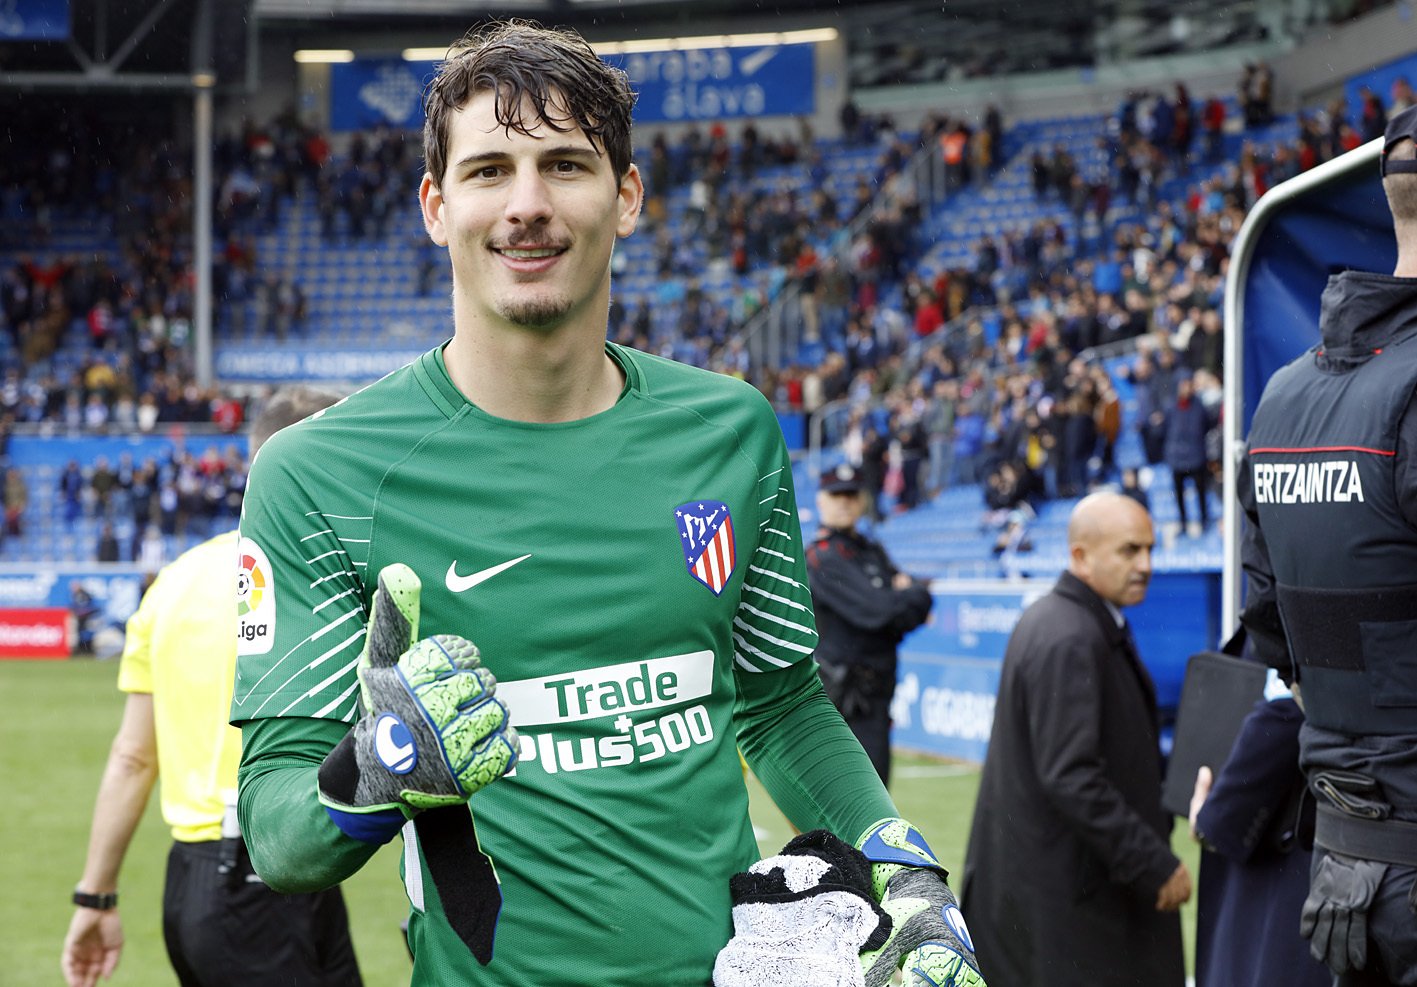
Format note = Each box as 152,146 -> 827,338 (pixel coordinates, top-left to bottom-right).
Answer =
857,818 -> 986,987
317,563 -> 519,844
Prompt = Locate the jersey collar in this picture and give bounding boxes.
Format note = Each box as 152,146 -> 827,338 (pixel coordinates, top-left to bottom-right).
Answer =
414,340 -> 639,424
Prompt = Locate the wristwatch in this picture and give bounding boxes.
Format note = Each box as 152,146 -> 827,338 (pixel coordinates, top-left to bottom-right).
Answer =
72,889 -> 118,910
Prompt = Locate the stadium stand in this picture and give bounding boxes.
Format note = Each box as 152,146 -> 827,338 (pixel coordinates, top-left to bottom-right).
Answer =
0,16 -> 1410,581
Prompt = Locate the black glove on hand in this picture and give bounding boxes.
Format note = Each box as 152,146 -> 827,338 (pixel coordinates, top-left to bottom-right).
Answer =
1300,852 -> 1387,975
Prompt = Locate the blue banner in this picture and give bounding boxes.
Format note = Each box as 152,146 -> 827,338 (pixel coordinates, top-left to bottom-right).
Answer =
892,574 -> 1218,762
215,345 -> 424,382
0,0 -> 69,40
330,58 -> 435,131
606,43 -> 816,123
328,42 -> 816,131
891,581 -> 1050,763
6,434 -> 246,469
0,565 -> 145,626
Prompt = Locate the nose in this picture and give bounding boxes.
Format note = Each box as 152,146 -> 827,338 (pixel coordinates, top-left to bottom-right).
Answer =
1135,547 -> 1152,578
504,168 -> 553,228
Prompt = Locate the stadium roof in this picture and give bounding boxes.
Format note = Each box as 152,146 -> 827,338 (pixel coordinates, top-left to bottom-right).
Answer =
0,0 -> 1269,92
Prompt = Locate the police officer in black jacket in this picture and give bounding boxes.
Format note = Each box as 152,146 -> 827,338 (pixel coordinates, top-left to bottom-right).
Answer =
1239,106 -> 1417,987
806,464 -> 932,786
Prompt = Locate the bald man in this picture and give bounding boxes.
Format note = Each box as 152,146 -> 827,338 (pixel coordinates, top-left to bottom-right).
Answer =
961,493 -> 1189,987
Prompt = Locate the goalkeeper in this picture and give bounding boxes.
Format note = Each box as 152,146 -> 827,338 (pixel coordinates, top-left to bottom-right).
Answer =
232,17 -> 983,987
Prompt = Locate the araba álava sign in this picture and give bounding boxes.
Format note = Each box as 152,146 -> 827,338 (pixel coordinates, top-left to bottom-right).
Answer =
605,43 -> 817,123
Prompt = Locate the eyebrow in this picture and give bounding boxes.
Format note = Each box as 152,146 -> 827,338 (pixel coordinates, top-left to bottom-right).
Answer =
451,144 -> 602,170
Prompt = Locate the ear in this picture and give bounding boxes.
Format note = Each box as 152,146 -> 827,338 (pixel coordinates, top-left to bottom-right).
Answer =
420,173 -> 448,247
1068,542 -> 1088,578
616,164 -> 645,239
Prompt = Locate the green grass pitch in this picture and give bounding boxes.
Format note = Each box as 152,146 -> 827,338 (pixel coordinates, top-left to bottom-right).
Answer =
3,657 -> 1198,984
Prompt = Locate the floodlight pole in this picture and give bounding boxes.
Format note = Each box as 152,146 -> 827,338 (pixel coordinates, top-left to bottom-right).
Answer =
192,0 -> 215,389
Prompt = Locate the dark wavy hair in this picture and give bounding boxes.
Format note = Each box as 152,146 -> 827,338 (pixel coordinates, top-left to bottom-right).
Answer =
422,19 -> 637,186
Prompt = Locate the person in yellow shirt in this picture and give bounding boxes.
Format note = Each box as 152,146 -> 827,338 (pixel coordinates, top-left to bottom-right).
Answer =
62,386 -> 362,987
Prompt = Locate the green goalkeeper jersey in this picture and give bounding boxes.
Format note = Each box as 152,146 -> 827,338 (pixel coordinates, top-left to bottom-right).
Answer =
232,342 -> 882,984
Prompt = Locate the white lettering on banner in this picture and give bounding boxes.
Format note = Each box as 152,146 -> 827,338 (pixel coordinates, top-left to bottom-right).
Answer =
662,83 -> 767,121
215,350 -> 302,378
1253,460 -> 1365,505
624,49 -> 733,85
891,673 -> 921,729
498,651 -> 713,727
0,574 -> 59,604
957,601 -> 1024,636
215,349 -> 424,381
919,687 -> 996,742
0,622 -> 64,646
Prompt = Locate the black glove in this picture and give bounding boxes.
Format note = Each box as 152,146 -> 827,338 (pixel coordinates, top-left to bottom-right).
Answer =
1300,851 -> 1387,975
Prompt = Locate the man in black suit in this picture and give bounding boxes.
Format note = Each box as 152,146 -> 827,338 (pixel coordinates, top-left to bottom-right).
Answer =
962,492 -> 1189,986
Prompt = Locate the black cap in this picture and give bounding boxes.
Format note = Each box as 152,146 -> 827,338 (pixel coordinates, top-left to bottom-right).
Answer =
820,463 -> 865,493
1381,104 -> 1417,177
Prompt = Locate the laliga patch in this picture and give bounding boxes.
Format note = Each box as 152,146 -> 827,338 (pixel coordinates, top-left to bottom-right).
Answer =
236,535 -> 277,656
374,713 -> 418,773
675,499 -> 736,595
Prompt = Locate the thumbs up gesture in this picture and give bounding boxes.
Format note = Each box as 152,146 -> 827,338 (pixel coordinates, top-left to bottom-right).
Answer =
317,564 -> 519,843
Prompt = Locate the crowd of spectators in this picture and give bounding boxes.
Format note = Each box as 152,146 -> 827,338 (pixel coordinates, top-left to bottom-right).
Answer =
3,62 -> 1414,566
0,436 -> 254,567
749,67 -> 1412,545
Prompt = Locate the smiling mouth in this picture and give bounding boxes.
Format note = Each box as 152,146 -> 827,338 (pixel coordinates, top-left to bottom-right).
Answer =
493,246 -> 567,259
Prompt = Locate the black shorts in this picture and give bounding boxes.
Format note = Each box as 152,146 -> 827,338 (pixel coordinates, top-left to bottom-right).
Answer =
162,839 -> 363,987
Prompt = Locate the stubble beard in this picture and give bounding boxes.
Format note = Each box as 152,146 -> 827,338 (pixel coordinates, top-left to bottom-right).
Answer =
497,295 -> 573,330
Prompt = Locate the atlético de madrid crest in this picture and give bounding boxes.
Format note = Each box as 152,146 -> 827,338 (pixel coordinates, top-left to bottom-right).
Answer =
675,499 -> 736,595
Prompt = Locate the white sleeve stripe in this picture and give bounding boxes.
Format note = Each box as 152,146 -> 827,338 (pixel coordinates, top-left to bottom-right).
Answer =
339,538 -> 371,544
763,527 -> 790,540
747,564 -> 805,591
734,653 -> 763,673
732,631 -> 794,668
773,508 -> 792,518
742,583 -> 813,614
300,529 -> 335,542
756,547 -> 796,564
758,467 -> 785,482
304,548 -> 349,564
284,656 -> 362,717
758,494 -> 776,505
246,627 -> 365,717
311,678 -> 361,720
733,617 -> 815,655
305,512 -> 374,520
737,601 -> 819,638
312,588 -> 359,614
310,570 -> 356,589
312,609 -> 364,641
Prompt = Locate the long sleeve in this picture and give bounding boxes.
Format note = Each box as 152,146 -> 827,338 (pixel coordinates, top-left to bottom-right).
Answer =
1194,697 -> 1305,863
237,716 -> 381,893
735,656 -> 900,849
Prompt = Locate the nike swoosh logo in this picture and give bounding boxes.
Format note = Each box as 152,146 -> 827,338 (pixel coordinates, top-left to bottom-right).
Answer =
445,554 -> 532,593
